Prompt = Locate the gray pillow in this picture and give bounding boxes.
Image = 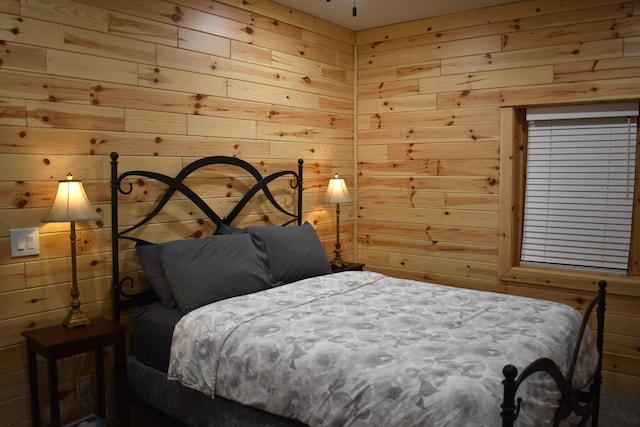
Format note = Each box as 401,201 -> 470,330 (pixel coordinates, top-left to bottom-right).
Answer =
246,222 -> 332,285
158,234 -> 272,313
136,243 -> 177,309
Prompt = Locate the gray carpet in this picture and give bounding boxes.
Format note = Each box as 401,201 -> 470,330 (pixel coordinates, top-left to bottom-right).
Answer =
599,389 -> 640,427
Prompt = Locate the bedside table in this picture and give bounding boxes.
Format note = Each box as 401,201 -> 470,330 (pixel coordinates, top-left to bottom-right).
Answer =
22,317 -> 128,427
331,262 -> 365,273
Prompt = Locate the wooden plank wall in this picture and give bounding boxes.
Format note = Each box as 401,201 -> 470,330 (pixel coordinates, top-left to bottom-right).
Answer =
0,0 -> 354,425
356,0 -> 640,393
0,0 -> 639,425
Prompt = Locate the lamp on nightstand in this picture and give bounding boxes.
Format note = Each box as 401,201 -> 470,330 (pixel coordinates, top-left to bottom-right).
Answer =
45,173 -> 100,328
323,174 -> 353,268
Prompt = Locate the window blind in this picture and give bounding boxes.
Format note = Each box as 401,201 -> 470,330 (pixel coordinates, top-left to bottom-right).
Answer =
522,102 -> 638,272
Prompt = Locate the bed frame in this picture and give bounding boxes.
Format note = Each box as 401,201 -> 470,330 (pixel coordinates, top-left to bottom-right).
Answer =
110,152 -> 607,427
501,280 -> 606,427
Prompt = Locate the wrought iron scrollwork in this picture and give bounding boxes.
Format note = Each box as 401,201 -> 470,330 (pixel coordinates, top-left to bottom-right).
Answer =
110,152 -> 304,322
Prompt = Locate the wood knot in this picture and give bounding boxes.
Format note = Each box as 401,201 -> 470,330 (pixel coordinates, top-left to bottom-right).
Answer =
245,26 -> 253,35
171,6 -> 183,23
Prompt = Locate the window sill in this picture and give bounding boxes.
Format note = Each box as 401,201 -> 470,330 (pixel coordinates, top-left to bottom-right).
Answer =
500,265 -> 640,298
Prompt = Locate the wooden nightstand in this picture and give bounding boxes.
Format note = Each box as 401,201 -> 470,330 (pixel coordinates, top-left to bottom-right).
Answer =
331,262 -> 365,273
22,317 -> 128,427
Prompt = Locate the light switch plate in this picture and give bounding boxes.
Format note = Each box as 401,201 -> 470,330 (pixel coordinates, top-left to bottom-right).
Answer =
10,228 -> 40,257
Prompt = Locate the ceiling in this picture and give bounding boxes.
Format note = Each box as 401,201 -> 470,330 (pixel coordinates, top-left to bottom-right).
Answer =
272,0 -> 521,31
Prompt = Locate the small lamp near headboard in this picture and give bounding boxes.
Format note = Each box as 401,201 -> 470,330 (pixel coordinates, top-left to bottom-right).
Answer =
323,174 -> 353,267
45,173 -> 100,328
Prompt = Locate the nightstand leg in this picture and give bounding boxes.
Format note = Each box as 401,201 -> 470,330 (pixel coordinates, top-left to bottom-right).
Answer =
26,346 -> 40,427
95,349 -> 106,418
47,356 -> 60,427
114,335 -> 128,426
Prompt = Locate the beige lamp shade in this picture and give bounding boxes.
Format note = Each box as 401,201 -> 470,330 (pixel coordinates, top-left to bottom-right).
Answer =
45,174 -> 100,222
323,174 -> 353,204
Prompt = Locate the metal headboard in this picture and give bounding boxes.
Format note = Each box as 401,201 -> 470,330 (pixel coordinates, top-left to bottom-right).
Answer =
110,152 -> 304,322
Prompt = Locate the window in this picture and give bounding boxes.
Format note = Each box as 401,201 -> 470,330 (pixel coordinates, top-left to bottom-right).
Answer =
521,103 -> 638,273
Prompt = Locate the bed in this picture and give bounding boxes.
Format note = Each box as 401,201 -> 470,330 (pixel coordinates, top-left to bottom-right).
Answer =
109,152 -> 606,427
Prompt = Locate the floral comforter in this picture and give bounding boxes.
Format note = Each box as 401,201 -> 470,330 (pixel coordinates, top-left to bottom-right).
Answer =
167,271 -> 597,427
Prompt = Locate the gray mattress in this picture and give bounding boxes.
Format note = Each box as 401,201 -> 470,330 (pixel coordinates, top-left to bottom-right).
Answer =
132,302 -> 183,373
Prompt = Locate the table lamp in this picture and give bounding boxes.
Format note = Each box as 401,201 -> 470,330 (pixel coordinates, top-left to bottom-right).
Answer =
323,174 -> 353,267
45,173 -> 100,327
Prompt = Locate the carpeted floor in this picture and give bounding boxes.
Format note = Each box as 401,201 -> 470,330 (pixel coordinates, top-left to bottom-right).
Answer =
599,389 -> 640,427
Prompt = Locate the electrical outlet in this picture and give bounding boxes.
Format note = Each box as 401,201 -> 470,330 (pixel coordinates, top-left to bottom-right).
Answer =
76,375 -> 92,400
